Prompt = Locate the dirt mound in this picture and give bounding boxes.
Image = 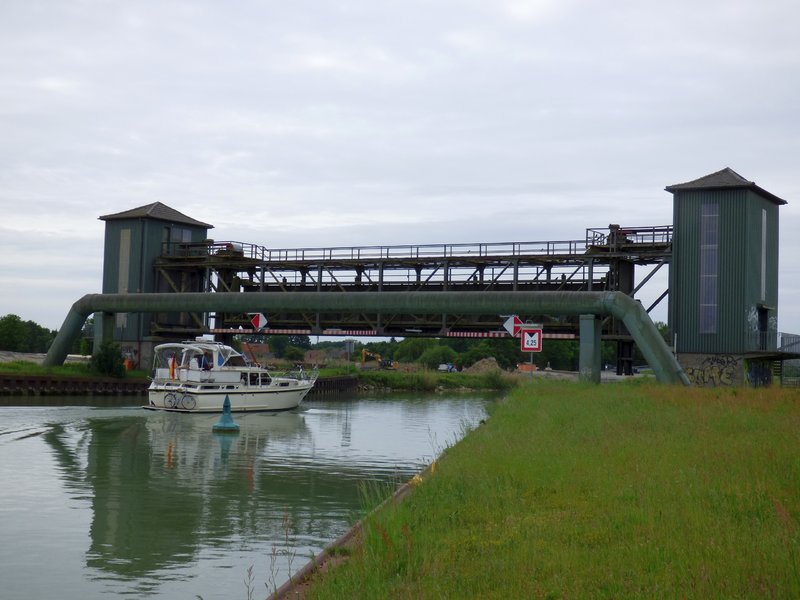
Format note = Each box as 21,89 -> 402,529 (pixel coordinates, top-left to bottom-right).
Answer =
464,357 -> 502,373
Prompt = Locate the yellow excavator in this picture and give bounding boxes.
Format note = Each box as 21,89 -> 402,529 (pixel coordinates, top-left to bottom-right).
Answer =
361,349 -> 397,370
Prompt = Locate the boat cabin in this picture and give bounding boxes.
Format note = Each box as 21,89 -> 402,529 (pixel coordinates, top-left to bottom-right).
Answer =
152,340 -> 250,385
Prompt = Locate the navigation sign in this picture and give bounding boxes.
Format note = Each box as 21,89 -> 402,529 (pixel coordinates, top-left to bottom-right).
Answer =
520,327 -> 543,352
503,315 -> 523,337
250,313 -> 268,330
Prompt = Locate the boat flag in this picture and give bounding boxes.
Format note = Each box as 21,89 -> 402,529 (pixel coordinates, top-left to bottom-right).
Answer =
169,356 -> 177,379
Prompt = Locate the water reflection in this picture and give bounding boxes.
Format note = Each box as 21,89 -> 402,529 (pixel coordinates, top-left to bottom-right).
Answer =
43,412 -> 322,578
1,395 -> 488,598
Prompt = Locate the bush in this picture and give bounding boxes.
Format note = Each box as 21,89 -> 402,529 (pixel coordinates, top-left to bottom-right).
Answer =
394,338 -> 436,363
418,345 -> 457,370
284,346 -> 306,361
89,342 -> 126,378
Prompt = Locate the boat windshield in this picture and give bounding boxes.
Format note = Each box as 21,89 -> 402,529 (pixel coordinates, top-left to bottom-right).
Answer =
217,345 -> 247,367
153,344 -> 202,370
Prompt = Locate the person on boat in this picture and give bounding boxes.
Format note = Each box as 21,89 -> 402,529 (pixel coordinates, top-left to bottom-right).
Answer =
199,353 -> 213,370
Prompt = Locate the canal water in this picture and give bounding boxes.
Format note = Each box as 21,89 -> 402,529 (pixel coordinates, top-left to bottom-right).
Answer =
0,393 -> 490,599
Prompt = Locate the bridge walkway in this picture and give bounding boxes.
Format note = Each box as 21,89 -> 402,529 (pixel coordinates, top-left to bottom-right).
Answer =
151,224 -> 672,340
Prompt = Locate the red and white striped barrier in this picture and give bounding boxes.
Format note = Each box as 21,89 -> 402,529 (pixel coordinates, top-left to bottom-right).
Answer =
447,330 -> 576,339
211,328 -> 312,335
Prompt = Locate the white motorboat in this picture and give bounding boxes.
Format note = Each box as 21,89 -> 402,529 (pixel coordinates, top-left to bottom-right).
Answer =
146,338 -> 317,413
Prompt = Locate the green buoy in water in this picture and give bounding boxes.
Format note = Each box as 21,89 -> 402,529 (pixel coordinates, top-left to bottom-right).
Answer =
212,396 -> 240,433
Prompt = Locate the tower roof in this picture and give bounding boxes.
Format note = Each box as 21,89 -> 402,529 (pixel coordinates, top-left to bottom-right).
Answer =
99,202 -> 214,228
665,167 -> 787,205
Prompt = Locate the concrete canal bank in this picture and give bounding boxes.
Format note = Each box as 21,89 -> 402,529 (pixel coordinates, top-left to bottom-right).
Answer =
0,350 -> 360,397
0,372 -> 148,396
0,371 -> 358,397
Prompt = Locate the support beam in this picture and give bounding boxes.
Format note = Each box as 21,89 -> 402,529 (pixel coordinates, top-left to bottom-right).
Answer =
579,314 -> 602,383
44,291 -> 689,385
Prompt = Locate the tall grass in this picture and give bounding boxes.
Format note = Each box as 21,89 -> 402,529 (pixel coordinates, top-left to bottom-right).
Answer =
302,381 -> 800,598
357,369 -> 515,392
0,360 -> 93,377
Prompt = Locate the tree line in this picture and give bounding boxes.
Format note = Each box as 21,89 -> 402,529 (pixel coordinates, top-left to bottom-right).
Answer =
0,314 -> 92,354
291,323 -> 666,372
246,334 -> 616,372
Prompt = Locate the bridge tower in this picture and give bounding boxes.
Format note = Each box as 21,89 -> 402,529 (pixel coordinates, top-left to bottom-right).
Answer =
666,167 -> 787,385
97,203 -> 213,365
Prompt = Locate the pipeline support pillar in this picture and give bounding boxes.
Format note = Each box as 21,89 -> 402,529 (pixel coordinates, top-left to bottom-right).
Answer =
579,314 -> 602,383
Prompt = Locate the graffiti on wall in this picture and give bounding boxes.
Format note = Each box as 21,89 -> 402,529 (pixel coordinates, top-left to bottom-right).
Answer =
684,354 -> 740,386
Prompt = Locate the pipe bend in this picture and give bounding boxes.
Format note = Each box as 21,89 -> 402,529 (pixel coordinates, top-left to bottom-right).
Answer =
72,294 -> 100,316
601,291 -> 637,320
601,291 -> 689,385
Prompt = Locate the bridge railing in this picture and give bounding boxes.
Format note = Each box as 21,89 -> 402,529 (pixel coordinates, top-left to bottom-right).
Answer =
253,239 -> 591,263
586,225 -> 673,247
257,262 -> 610,288
162,240 -> 617,288
779,332 -> 800,386
163,227 -> 671,265
780,332 -> 800,353
162,239 -> 593,262
162,241 -> 264,259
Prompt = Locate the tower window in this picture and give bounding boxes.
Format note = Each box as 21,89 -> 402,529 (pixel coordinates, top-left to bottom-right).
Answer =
699,201 -> 719,333
761,209 -> 767,302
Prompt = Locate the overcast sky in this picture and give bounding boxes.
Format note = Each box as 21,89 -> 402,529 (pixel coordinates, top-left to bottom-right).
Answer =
1,0 -> 798,335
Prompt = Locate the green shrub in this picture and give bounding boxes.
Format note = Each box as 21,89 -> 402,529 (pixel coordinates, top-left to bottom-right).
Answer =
417,345 -> 457,370
284,345 -> 306,361
480,369 -> 513,390
394,338 -> 437,363
406,371 -> 438,391
89,342 -> 126,378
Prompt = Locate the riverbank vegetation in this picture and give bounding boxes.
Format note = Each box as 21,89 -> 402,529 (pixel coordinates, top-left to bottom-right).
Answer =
302,381 -> 800,599
0,360 -> 95,377
239,331 -> 643,373
0,342 -> 147,379
356,368 -> 516,392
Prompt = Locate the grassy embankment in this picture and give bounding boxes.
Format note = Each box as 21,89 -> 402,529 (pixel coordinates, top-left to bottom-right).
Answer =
347,368 -> 516,392
0,360 -> 149,379
302,380 -> 800,599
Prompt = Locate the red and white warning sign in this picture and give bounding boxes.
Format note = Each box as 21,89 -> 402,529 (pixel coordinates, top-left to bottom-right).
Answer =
250,313 -> 268,330
520,327 -> 543,352
502,315 -> 523,337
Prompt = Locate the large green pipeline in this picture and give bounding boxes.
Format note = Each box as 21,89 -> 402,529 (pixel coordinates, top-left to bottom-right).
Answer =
43,291 -> 689,385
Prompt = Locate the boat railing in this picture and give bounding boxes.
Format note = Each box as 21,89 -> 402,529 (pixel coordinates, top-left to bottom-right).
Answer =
272,364 -> 318,383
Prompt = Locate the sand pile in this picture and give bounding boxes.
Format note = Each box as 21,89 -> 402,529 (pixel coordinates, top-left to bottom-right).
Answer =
464,357 -> 502,373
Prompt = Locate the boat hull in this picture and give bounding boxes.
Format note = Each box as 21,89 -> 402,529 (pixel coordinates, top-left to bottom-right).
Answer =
146,382 -> 314,413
